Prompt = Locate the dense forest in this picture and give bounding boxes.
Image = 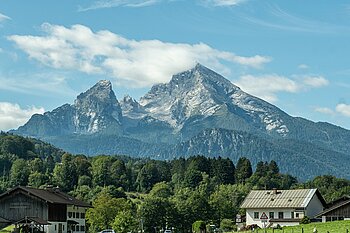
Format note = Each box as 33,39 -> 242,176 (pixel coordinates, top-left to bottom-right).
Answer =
1,132 -> 350,233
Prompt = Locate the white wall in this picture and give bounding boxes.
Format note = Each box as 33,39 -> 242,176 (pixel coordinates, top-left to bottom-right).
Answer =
67,205 -> 87,233
306,194 -> 324,218
45,222 -> 67,233
246,208 -> 302,228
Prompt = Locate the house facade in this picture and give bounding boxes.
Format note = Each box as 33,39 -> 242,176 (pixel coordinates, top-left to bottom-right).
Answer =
240,189 -> 326,228
0,186 -> 91,233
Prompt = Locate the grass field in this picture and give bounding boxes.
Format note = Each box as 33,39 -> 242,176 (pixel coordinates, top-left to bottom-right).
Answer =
0,225 -> 14,233
240,220 -> 350,233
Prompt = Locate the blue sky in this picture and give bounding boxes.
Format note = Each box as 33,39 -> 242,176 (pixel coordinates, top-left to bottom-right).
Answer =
1,0 -> 350,130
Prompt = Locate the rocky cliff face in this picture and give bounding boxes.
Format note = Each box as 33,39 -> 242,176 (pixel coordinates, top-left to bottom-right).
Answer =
73,80 -> 122,134
17,80 -> 123,136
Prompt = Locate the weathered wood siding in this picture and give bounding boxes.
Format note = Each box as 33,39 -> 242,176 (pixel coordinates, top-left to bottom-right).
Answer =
0,191 -> 48,221
324,203 -> 350,217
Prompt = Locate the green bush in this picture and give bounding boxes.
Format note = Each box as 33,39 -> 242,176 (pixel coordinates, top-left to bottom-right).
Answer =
220,219 -> 236,232
300,216 -> 311,224
192,221 -> 206,233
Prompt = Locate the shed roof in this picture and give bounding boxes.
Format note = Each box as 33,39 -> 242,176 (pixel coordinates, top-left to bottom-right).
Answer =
0,217 -> 10,223
240,189 -> 326,209
14,217 -> 51,225
315,197 -> 350,218
0,186 -> 91,208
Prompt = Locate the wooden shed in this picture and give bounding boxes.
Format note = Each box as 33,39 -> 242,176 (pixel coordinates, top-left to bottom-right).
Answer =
315,196 -> 350,222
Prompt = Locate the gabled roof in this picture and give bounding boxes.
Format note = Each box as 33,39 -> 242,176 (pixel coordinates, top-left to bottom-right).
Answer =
240,189 -> 326,209
0,186 -> 91,208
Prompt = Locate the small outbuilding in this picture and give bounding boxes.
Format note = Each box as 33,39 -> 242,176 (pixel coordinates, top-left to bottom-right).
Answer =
315,196 -> 350,222
240,188 -> 326,228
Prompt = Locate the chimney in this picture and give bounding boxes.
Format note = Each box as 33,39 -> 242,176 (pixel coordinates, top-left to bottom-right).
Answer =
272,188 -> 278,195
44,185 -> 53,190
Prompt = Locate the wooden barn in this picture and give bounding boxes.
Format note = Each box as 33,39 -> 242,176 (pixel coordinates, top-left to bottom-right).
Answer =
0,186 -> 91,233
315,196 -> 350,222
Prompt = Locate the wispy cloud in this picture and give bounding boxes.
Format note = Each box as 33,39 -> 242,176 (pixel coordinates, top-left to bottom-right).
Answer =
79,0 -> 247,11
8,23 -> 270,88
298,64 -> 309,69
315,107 -> 335,116
0,102 -> 44,131
234,74 -> 329,103
0,72 -> 76,97
300,76 -> 329,88
243,5 -> 348,34
316,104 -> 350,118
234,74 -> 299,102
78,0 -> 161,11
0,13 -> 11,22
201,0 -> 247,7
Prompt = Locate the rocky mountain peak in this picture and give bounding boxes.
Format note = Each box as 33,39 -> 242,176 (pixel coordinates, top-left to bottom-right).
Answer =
75,80 -> 115,104
72,80 -> 122,134
139,64 -> 241,127
121,94 -> 138,106
120,94 -> 147,119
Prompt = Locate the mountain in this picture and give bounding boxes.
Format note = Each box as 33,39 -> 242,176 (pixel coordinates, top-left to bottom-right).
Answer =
13,64 -> 350,180
17,80 -> 123,136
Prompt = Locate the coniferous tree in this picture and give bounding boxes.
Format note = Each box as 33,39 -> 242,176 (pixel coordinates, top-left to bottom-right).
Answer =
235,157 -> 252,184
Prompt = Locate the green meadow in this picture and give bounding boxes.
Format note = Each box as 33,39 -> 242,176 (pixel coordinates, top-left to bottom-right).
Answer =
240,220 -> 350,233
0,225 -> 14,233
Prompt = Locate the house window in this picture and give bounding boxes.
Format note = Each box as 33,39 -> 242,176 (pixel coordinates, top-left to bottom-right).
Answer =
278,212 -> 284,219
291,212 -> 294,219
81,226 -> 85,232
295,213 -> 300,218
73,212 -> 76,218
55,225 -> 57,231
76,212 -> 80,218
81,212 -> 85,219
68,212 -> 72,218
76,225 -> 80,231
269,212 -> 274,219
254,212 -> 259,219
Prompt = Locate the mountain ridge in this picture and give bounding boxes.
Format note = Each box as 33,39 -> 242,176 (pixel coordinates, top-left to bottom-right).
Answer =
12,64 -> 350,180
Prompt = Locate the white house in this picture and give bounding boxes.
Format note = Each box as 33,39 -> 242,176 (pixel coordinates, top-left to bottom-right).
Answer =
240,189 -> 326,228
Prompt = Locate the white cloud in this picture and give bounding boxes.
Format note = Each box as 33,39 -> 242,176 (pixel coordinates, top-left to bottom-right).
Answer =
204,0 -> 246,6
234,74 -> 299,102
0,102 -> 45,131
8,23 -> 270,88
301,76 -> 329,88
234,74 -> 329,103
336,104 -> 350,117
0,13 -> 10,22
314,107 -> 335,116
298,64 -> 309,69
78,0 -> 161,11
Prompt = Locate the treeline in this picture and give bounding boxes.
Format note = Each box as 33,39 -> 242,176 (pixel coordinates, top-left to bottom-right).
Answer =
2,133 -> 350,233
